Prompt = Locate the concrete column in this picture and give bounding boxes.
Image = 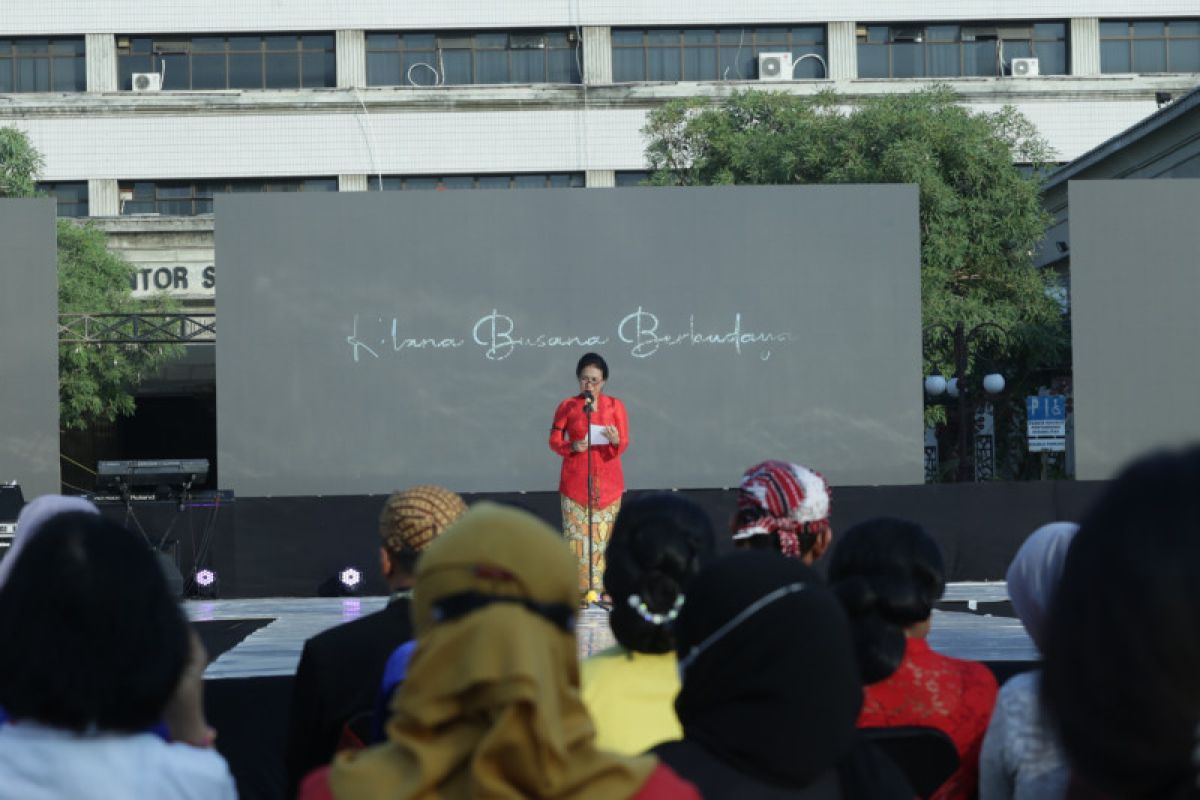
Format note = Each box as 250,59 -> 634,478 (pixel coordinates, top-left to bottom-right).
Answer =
582,26 -> 612,84
586,170 -> 616,187
826,21 -> 858,80
339,174 -> 370,192
85,33 -> 118,92
1071,18 -> 1101,76
88,179 -> 120,216
336,30 -> 367,88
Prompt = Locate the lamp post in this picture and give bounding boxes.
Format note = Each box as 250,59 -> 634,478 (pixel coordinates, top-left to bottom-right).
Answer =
923,321 -> 1009,482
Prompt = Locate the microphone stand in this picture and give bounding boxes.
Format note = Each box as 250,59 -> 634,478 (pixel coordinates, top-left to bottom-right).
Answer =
584,393 -> 595,597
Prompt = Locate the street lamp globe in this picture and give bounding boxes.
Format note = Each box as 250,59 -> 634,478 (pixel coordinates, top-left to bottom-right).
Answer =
924,374 -> 947,396
983,373 -> 1006,395
946,377 -> 960,398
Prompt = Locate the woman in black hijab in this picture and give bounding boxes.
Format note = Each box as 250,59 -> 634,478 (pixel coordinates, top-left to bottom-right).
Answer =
653,551 -> 911,799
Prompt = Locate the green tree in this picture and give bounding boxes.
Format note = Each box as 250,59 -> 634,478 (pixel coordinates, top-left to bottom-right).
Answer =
0,127 -> 180,431
643,87 -> 1069,478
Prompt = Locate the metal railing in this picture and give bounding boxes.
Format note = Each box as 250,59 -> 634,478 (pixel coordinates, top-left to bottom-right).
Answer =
58,313 -> 215,345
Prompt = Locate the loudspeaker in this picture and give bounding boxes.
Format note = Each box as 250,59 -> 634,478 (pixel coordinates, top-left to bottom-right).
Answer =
0,483 -> 24,523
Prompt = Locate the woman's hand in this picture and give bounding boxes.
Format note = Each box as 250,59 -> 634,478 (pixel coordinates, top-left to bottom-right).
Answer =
605,425 -> 620,446
571,439 -> 589,453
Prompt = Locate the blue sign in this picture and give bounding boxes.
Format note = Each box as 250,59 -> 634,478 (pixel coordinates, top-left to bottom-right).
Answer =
1026,395 -> 1066,422
1026,395 -> 1067,452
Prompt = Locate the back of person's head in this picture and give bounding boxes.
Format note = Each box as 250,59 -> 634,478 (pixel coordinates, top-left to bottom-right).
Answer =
1042,447 -> 1200,800
1005,521 -> 1077,653
732,460 -> 832,560
826,517 -> 946,683
604,493 -> 716,654
0,494 -> 99,589
672,551 -> 862,788
0,512 -> 189,733
378,485 -> 467,574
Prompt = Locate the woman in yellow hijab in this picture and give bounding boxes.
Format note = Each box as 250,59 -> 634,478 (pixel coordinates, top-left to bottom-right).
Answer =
307,503 -> 698,800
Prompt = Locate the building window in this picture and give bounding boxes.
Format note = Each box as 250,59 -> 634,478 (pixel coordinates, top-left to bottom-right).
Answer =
119,178 -> 336,215
612,26 -> 827,82
615,171 -> 652,186
365,31 -> 581,86
0,38 -> 86,92
117,34 -> 336,90
37,182 -> 89,217
857,22 -> 1067,78
1100,19 -> 1200,73
367,173 -> 585,189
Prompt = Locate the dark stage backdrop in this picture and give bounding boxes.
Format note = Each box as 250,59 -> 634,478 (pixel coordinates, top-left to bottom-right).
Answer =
195,481 -> 1106,598
1070,180 -> 1200,479
215,186 -> 923,497
0,199 -> 59,497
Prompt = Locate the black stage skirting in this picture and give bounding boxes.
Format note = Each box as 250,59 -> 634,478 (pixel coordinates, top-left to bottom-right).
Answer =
98,480 -> 1106,597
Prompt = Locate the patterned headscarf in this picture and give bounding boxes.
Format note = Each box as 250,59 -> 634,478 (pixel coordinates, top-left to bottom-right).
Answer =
733,461 -> 831,559
378,485 -> 467,554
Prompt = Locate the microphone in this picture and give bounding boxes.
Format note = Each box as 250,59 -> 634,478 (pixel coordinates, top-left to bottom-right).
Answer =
583,390 -> 594,413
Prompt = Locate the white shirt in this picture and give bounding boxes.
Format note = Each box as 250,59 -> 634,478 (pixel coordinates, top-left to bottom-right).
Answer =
0,721 -> 237,800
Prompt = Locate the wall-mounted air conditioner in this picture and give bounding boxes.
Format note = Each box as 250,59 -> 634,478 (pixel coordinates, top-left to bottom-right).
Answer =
1010,58 -> 1040,77
132,72 -> 163,92
757,52 -> 793,82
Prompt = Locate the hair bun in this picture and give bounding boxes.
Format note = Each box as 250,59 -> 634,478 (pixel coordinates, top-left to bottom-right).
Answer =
832,574 -> 878,616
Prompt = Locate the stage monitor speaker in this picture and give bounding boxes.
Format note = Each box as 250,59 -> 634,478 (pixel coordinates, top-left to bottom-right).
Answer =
0,483 -> 24,524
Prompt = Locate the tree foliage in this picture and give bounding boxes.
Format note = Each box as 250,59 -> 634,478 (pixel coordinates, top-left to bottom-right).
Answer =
0,127 -> 180,431
643,87 -> 1070,470
0,128 -> 42,198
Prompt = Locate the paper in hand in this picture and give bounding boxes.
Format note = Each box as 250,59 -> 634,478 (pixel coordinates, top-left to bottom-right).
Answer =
589,424 -> 612,445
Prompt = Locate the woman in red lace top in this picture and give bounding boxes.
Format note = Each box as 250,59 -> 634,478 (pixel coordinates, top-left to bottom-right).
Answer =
829,517 -> 998,800
548,353 -> 629,595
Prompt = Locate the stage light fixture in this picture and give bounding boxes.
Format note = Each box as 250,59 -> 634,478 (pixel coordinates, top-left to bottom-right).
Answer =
339,567 -> 363,594
192,568 -> 219,598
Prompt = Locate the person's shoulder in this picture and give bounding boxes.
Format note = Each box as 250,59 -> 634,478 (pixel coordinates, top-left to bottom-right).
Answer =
632,761 -> 702,800
581,645 -> 628,682
304,602 -> 410,657
137,737 -> 238,800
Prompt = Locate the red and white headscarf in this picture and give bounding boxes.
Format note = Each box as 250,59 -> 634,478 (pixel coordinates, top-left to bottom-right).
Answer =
733,461 -> 831,559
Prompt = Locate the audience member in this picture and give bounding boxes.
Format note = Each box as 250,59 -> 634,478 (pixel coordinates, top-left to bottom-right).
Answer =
0,512 -> 235,799
828,517 -> 997,800
581,493 -> 716,754
654,550 -> 912,798
286,485 -> 466,795
1042,447 -> 1200,799
979,521 -> 1077,800
731,461 -> 833,563
0,493 -> 99,588
308,502 -> 699,799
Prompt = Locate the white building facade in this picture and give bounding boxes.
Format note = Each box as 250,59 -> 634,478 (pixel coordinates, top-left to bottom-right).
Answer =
3,1 -> 1199,305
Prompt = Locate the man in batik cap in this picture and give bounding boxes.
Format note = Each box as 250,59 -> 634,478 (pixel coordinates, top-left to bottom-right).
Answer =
285,485 -> 467,795
731,461 -> 832,565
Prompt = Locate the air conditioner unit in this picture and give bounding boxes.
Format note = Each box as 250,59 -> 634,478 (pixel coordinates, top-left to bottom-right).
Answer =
132,72 -> 163,92
1010,57 -> 1040,77
757,52 -> 793,82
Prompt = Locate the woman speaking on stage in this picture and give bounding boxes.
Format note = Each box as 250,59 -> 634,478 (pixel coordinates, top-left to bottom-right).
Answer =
549,352 -> 629,596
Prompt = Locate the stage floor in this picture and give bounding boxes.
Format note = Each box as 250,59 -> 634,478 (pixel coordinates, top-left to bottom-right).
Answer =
188,581 -> 1035,680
